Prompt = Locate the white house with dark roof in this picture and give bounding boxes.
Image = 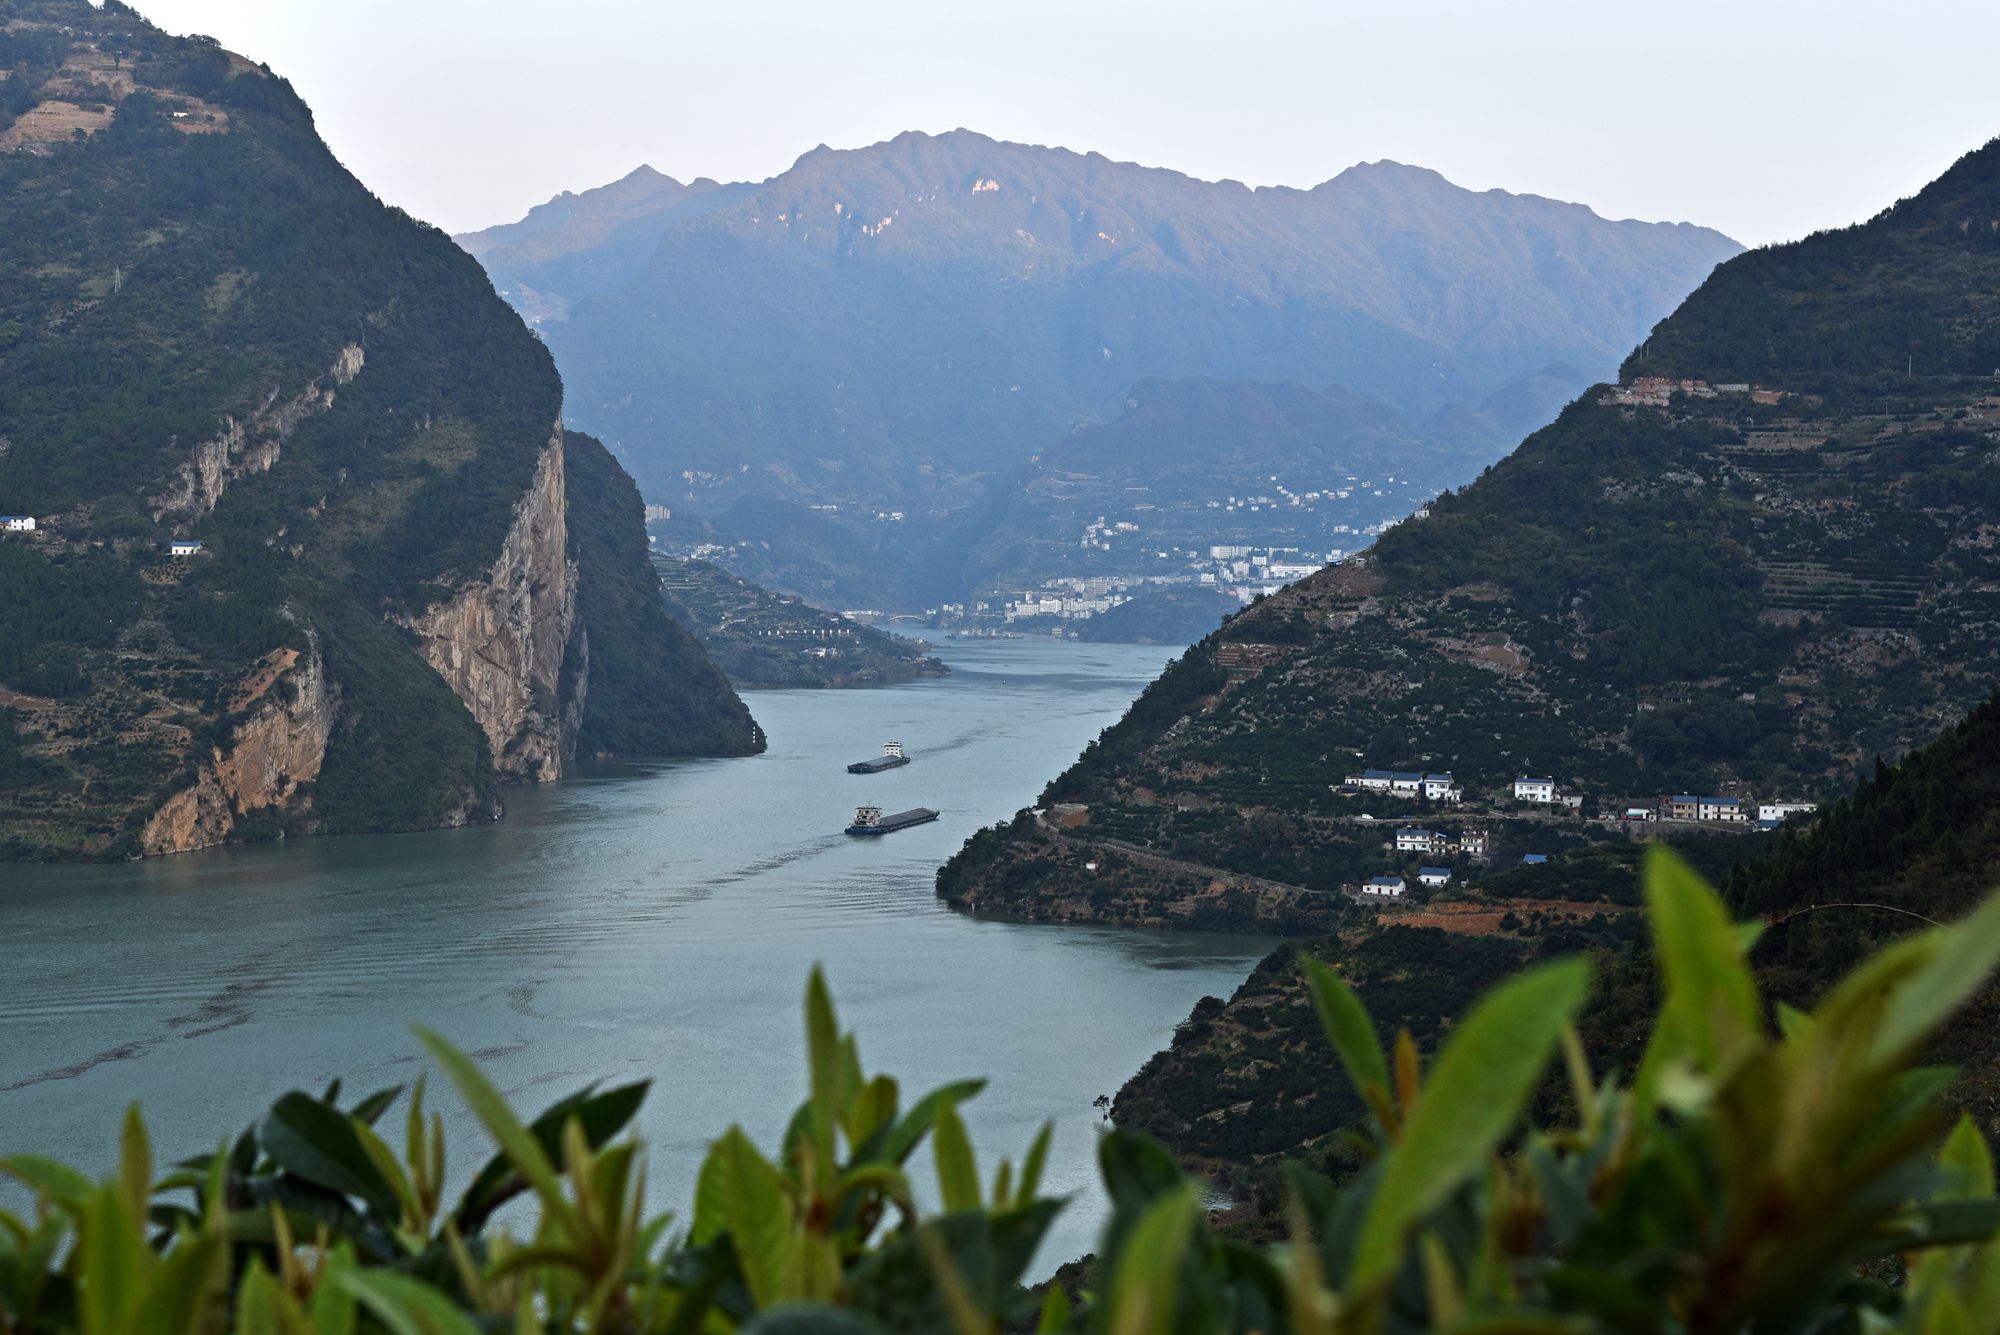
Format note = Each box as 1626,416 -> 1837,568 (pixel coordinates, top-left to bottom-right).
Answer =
169,539 -> 204,557
1395,827 -> 1442,853
1513,777 -> 1556,803
1698,797 -> 1748,823
1360,876 -> 1406,897
1,515 -> 35,533
1417,867 -> 1452,888
1758,801 -> 1818,824
1423,773 -> 1461,802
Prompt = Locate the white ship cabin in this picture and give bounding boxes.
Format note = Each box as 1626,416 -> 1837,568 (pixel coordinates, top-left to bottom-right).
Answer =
1,515 -> 35,533
852,806 -> 883,828
1513,777 -> 1556,803
882,741 -> 904,758
169,539 -> 204,557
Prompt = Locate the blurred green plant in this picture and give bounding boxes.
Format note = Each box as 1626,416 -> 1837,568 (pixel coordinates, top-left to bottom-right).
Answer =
4,848 -> 1999,1332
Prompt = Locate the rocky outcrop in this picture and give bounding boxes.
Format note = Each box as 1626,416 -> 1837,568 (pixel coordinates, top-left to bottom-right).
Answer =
151,344 -> 364,521
407,428 -> 579,782
140,641 -> 333,856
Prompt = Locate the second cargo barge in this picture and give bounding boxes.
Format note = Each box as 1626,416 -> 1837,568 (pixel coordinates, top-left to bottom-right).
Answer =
845,805 -> 940,836
847,741 -> 911,774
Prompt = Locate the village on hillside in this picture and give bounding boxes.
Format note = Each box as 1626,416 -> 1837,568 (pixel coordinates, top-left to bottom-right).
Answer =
1336,764 -> 1819,899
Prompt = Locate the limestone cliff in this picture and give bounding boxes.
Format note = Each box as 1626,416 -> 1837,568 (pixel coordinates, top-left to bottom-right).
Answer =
150,344 -> 364,521
140,641 -> 333,856
406,428 -> 579,782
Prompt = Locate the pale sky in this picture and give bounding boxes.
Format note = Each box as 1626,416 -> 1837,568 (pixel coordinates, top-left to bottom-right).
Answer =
119,0 -> 1999,247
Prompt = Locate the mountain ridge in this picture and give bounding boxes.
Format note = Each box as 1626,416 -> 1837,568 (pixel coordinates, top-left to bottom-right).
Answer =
932,135 -> 2000,931
460,131 -> 1741,607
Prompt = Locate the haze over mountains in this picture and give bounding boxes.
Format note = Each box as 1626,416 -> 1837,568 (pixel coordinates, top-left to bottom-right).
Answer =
938,136 -> 2000,934
461,132 -> 1741,607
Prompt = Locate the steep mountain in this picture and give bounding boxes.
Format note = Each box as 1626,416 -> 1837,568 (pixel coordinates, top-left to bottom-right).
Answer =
457,167 -> 751,327
652,553 -> 948,689
1074,587 -> 1245,646
0,0 -> 758,861
1115,695 -> 2000,1179
563,433 -> 763,755
460,133 -> 1741,605
935,138 -> 2000,931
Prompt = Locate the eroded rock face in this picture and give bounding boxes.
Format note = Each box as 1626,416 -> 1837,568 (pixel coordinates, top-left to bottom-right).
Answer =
151,344 -> 365,521
140,642 -> 333,856
407,429 -> 579,783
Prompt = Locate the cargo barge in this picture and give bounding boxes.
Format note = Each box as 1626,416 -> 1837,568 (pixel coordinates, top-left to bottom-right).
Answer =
845,805 -> 940,836
847,741 -> 911,774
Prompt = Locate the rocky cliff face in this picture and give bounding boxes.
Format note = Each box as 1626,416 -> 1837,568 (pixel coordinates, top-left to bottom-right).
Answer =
150,344 -> 364,521
407,428 -> 579,782
140,641 -> 333,856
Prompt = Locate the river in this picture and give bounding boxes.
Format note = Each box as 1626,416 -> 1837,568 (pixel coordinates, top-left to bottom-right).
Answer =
0,636 -> 1276,1272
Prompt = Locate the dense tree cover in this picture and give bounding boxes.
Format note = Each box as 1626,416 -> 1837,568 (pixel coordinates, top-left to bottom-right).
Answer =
1626,137 -> 2000,394
0,1 -> 754,856
564,433 -> 762,758
301,594 -> 499,836
7,865 -> 2000,1332
1122,693 -> 2000,1218
652,552 -> 945,689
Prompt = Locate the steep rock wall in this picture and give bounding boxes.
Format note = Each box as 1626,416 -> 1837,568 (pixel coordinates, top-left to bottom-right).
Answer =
151,344 -> 365,521
407,428 -> 579,782
140,642 -> 333,856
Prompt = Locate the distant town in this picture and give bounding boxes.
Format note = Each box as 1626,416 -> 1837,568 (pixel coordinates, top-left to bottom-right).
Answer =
648,469 -> 1436,632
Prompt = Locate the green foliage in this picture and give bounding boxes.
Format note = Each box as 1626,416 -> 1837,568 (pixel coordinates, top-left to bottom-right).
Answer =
6,860 -> 2000,1331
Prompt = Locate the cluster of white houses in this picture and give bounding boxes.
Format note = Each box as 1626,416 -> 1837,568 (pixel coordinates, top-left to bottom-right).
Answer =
1360,869 -> 1453,898
1341,769 -> 1462,802
1512,777 -> 1816,829
1638,796 -> 1819,829
1343,764 -> 1817,836
1354,825 -> 1497,898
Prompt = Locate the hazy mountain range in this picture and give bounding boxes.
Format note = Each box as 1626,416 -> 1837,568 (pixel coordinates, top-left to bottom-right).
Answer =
460,132 -> 1741,606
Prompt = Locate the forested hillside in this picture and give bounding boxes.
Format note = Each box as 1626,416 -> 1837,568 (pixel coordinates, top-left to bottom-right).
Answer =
937,137 -> 2000,930
564,433 -> 762,756
1117,697 -> 2000,1189
0,0 -> 756,860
